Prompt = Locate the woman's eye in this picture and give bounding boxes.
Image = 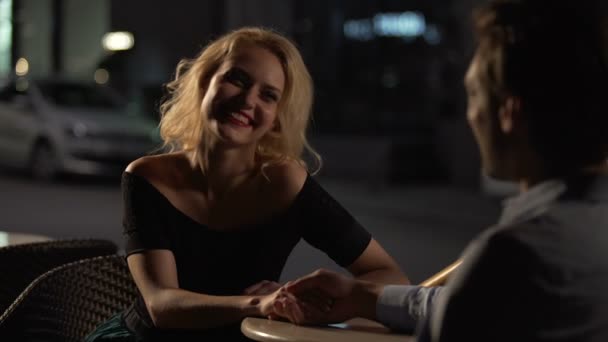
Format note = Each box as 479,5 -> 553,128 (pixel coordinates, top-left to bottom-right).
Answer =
261,92 -> 278,103
224,70 -> 248,87
227,75 -> 244,86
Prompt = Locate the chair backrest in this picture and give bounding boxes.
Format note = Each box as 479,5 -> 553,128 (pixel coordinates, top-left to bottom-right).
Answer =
0,239 -> 118,315
420,259 -> 462,287
0,255 -> 138,341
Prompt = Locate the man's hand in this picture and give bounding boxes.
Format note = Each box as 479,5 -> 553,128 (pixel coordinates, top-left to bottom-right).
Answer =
256,286 -> 298,319
279,269 -> 384,325
243,280 -> 282,295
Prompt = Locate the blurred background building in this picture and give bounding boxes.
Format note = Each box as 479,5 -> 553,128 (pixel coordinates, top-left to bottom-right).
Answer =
2,0 -> 489,187
0,0 -> 514,283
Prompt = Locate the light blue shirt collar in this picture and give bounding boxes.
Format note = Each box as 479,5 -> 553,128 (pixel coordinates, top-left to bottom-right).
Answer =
498,179 -> 566,226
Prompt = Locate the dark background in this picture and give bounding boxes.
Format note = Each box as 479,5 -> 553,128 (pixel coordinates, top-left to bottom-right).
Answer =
0,0 -> 511,283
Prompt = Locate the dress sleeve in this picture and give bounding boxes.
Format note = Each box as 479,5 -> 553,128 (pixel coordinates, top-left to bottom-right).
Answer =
291,175 -> 372,267
122,172 -> 173,255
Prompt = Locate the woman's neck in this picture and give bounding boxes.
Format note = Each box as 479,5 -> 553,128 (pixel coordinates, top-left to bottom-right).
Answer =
193,145 -> 258,201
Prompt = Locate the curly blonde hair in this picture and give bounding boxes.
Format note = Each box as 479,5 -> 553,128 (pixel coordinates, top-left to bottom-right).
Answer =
159,27 -> 321,175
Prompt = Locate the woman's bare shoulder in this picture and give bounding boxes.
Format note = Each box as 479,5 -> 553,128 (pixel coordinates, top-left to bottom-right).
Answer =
262,160 -> 309,199
125,152 -> 192,187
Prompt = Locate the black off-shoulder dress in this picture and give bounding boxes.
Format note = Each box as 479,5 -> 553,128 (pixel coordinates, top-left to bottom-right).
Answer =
86,172 -> 372,342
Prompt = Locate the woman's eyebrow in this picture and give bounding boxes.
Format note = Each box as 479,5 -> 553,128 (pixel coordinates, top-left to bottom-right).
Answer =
226,66 -> 250,78
263,84 -> 282,95
230,66 -> 282,94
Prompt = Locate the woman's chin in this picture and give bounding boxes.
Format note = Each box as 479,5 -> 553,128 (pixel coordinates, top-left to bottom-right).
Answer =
215,129 -> 253,148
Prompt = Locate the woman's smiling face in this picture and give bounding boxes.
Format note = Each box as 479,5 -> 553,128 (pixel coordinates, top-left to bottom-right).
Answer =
203,44 -> 286,148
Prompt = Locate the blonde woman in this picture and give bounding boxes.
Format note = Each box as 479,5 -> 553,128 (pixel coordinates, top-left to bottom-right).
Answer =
86,27 -> 407,341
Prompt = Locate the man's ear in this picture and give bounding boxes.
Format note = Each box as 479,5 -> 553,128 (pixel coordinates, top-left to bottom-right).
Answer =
498,96 -> 522,134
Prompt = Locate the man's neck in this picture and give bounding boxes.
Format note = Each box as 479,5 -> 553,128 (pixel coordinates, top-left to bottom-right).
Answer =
583,160 -> 608,175
518,160 -> 608,192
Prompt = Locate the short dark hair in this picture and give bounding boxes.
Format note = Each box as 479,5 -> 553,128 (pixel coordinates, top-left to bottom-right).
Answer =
473,0 -> 608,173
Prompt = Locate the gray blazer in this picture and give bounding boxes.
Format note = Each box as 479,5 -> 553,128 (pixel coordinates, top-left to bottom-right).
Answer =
427,175 -> 608,341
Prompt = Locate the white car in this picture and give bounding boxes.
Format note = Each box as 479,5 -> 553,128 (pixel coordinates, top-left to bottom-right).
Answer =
0,78 -> 161,180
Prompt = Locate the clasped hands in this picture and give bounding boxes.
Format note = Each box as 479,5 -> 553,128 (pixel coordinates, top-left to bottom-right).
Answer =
245,269 -> 380,325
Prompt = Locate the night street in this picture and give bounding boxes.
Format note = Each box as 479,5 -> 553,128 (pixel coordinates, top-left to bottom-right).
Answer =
0,170 -> 500,283
1,0 -> 606,340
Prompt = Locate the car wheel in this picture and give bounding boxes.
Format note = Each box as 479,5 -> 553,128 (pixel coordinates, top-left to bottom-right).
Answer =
29,143 -> 59,181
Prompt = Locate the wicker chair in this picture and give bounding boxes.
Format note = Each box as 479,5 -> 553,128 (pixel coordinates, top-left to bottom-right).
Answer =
0,239 -> 118,316
0,255 -> 138,341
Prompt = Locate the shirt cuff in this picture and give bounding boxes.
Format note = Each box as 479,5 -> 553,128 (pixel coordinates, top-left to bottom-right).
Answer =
376,285 -> 443,332
376,285 -> 419,331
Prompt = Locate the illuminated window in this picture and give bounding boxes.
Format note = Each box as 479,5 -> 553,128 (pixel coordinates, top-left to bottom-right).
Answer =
344,11 -> 440,44
373,12 -> 426,38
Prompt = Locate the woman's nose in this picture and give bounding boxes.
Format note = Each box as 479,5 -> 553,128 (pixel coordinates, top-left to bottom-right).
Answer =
238,88 -> 256,109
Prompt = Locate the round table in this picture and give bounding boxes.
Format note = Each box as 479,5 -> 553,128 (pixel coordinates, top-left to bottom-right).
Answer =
0,231 -> 52,247
241,317 -> 414,342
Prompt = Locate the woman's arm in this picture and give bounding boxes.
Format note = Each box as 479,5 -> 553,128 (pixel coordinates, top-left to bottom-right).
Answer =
347,238 -> 409,284
243,238 -> 409,296
266,162 -> 409,286
127,250 -> 280,330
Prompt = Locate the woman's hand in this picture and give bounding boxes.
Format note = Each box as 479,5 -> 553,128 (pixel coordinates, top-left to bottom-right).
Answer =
277,269 -> 382,325
243,280 -> 282,295
256,287 -> 293,318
